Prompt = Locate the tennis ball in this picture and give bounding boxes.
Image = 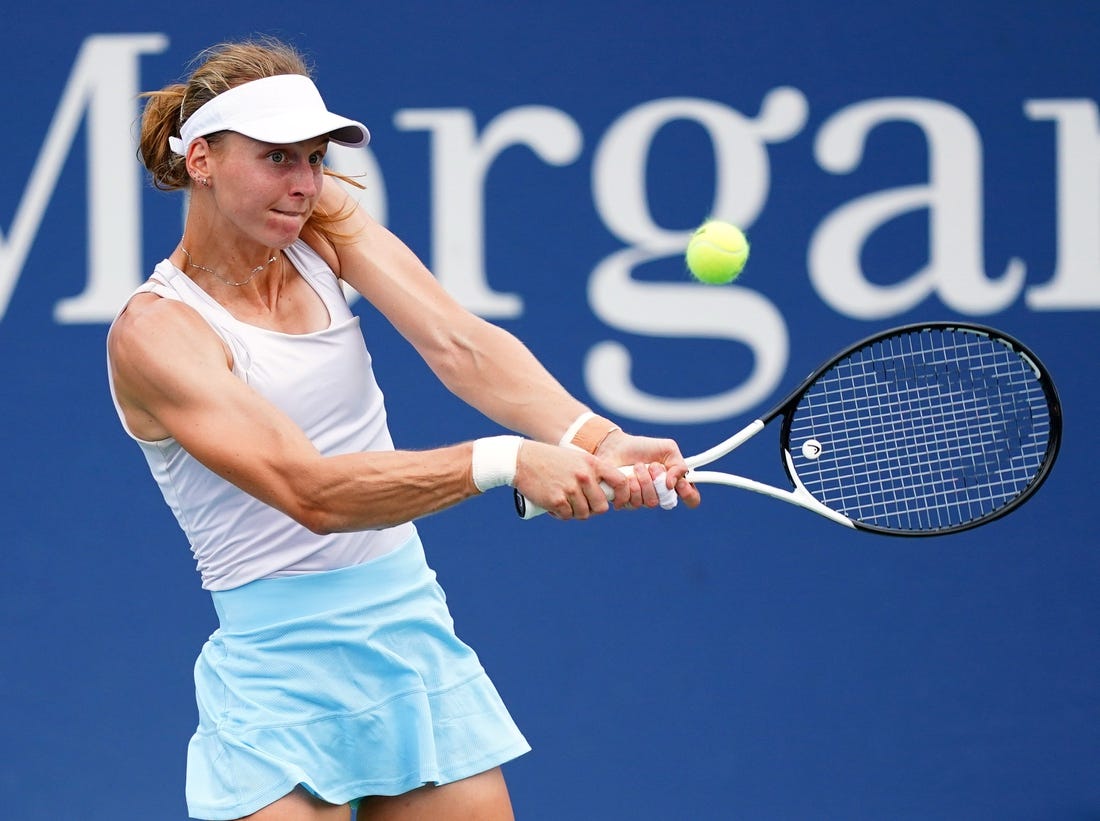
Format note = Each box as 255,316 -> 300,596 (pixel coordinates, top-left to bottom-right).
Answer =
686,220 -> 749,285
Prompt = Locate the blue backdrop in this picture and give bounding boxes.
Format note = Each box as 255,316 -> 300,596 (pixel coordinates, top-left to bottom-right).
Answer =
2,2 -> 1098,819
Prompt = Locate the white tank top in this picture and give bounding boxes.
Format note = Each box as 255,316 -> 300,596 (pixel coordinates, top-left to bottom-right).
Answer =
107,240 -> 416,590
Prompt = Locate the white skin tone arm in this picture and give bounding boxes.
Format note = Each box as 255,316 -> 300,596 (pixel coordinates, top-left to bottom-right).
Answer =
305,181 -> 700,511
107,136 -> 698,533
109,292 -> 491,532
108,286 -> 691,530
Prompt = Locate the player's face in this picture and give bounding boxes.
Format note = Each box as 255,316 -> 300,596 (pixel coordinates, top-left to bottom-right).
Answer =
205,133 -> 329,249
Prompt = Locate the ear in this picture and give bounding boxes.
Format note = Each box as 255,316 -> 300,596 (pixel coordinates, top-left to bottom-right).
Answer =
185,137 -> 214,184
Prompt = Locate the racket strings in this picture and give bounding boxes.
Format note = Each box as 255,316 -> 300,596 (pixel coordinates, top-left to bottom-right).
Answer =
787,328 -> 1054,533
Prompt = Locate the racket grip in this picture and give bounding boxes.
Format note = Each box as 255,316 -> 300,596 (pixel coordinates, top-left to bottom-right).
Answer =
513,467 -> 679,519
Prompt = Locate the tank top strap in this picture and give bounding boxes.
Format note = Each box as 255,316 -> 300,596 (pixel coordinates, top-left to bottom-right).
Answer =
283,240 -> 355,322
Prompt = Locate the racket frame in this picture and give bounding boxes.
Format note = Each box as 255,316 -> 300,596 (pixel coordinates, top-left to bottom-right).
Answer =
517,321 -> 1062,536
671,321 -> 1062,535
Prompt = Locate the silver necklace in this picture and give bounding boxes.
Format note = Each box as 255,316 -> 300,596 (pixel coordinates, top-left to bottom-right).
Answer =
179,244 -> 279,287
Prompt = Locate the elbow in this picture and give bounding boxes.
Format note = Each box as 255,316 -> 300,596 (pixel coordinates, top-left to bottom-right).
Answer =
288,496 -> 391,535
287,501 -> 337,535
280,479 -> 344,535
300,510 -> 339,536
276,462 -> 402,534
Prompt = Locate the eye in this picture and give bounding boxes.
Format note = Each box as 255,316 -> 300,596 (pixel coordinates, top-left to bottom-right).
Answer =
269,150 -> 286,164
309,149 -> 326,166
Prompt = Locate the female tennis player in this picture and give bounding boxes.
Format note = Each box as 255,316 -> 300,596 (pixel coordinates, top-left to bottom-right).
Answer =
106,37 -> 699,821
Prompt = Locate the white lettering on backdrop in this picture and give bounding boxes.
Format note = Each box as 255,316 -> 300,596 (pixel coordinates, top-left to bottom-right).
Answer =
582,91 -> 806,422
811,97 -> 1025,319
0,34 -> 168,322
5,35 -> 1098,423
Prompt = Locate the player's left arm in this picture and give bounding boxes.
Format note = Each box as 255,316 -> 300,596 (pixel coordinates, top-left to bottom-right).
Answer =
304,180 -> 697,505
306,181 -> 584,443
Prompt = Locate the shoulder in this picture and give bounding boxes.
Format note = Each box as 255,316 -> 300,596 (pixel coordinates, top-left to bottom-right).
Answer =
110,291 -> 207,347
108,292 -> 230,379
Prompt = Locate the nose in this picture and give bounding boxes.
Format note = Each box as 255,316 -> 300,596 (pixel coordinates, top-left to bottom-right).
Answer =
290,163 -> 320,198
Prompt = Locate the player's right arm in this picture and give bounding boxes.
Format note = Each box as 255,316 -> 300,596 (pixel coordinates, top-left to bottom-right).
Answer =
107,294 -> 627,529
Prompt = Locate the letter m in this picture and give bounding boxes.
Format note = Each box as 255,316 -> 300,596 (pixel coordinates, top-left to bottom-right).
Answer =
0,34 -> 168,323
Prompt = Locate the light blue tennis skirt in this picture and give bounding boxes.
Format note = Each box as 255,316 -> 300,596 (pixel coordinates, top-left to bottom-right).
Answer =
185,533 -> 530,820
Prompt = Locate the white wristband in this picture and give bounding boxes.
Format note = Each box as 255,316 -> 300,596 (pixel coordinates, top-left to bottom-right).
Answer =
471,436 -> 523,492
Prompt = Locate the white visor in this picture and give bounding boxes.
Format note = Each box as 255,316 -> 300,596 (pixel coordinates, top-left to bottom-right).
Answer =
168,74 -> 369,156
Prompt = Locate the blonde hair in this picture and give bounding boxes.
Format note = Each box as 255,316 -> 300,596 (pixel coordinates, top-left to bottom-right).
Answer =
138,37 -> 360,241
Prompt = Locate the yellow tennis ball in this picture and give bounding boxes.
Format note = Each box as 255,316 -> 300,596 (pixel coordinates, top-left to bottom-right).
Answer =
686,220 -> 749,284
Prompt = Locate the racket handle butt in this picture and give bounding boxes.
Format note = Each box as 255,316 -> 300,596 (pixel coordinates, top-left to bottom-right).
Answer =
514,488 -> 544,520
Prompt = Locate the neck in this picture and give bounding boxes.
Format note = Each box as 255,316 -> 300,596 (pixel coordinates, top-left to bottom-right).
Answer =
176,239 -> 283,289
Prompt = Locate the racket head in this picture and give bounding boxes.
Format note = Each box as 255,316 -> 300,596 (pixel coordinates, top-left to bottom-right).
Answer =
776,322 -> 1061,536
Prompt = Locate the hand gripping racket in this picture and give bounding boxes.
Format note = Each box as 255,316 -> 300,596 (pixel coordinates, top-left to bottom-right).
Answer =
516,322 -> 1062,535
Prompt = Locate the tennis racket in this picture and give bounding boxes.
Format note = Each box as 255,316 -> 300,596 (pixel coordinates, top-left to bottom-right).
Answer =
515,322 -> 1062,535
